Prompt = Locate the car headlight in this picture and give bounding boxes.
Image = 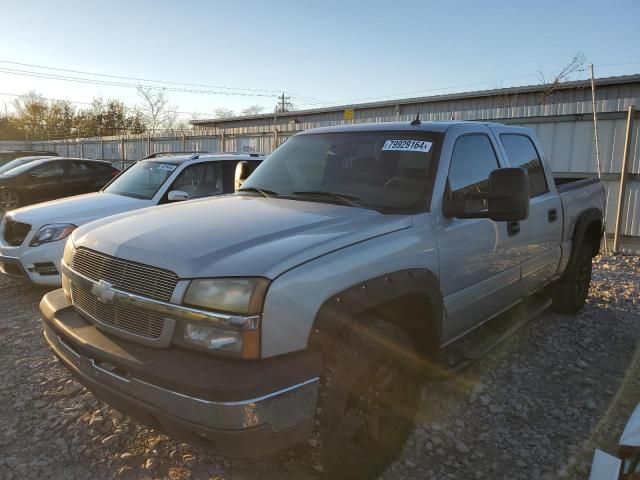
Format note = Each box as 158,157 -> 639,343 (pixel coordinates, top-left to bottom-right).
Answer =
180,278 -> 269,358
184,278 -> 269,315
30,223 -> 76,247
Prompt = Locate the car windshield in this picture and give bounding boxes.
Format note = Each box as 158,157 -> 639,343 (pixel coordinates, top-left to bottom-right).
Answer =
103,161 -> 178,199
240,131 -> 441,212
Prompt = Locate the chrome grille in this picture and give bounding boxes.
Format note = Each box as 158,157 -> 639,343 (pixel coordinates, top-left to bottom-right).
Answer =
72,284 -> 165,339
72,248 -> 178,302
3,219 -> 31,246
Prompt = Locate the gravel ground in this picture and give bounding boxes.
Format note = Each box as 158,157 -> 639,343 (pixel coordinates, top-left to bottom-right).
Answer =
0,254 -> 638,480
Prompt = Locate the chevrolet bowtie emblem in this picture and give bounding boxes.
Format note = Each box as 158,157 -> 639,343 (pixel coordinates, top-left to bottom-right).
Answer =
92,280 -> 116,303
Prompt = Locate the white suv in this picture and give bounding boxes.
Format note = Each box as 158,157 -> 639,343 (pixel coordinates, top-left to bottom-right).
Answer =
0,153 -> 263,285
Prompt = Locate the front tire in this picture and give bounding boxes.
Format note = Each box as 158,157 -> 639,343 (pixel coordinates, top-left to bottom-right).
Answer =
551,241 -> 593,313
0,188 -> 20,211
318,318 -> 419,479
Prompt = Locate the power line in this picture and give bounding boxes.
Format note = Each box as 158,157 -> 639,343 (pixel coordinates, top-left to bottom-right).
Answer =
0,66 -> 280,98
0,59 -> 283,94
0,59 -> 331,107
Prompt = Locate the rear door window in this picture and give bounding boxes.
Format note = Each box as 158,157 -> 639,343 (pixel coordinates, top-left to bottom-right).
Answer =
500,134 -> 549,197
68,161 -> 93,176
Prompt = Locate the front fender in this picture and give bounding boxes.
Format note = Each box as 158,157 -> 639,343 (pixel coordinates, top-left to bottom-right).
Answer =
260,218 -> 441,358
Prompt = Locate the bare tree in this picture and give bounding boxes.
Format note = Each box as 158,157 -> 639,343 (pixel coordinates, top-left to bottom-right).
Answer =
136,86 -> 179,131
214,108 -> 236,119
241,105 -> 265,116
537,52 -> 586,104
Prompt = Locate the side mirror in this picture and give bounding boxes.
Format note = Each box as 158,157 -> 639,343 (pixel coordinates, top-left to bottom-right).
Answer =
487,168 -> 530,221
443,167 -> 529,221
234,161 -> 251,192
167,190 -> 190,202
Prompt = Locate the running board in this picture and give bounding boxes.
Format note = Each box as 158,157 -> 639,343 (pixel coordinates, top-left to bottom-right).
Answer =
443,295 -> 553,374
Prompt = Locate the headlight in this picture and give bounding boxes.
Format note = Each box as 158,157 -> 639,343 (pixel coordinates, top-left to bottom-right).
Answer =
30,223 -> 76,247
180,277 -> 269,358
184,278 -> 269,315
180,323 -> 259,356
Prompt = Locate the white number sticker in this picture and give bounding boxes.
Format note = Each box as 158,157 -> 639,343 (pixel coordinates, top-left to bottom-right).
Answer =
382,139 -> 432,153
157,163 -> 177,172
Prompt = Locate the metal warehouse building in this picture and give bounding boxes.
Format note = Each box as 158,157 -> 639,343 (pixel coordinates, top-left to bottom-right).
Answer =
8,74 -> 640,252
190,75 -> 640,252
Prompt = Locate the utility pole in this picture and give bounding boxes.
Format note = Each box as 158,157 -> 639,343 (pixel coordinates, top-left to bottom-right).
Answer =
279,93 -> 290,113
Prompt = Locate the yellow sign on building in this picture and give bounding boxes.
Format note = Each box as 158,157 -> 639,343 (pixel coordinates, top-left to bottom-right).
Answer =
344,109 -> 354,121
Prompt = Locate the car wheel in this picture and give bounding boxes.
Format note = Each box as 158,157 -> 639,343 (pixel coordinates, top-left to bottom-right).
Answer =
551,241 -> 593,313
0,189 -> 20,211
318,317 -> 419,480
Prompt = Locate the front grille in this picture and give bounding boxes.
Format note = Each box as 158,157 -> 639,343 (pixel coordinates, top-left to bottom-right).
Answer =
72,284 -> 165,339
72,248 -> 178,302
3,219 -> 31,246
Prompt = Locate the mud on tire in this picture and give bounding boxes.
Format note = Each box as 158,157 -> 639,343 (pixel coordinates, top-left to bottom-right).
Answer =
551,241 -> 593,313
318,317 -> 420,479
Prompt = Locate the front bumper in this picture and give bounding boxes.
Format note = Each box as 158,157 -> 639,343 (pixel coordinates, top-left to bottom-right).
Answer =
40,289 -> 321,457
0,240 -> 63,286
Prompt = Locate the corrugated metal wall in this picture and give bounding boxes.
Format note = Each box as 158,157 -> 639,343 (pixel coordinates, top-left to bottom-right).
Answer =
2,78 -> 638,251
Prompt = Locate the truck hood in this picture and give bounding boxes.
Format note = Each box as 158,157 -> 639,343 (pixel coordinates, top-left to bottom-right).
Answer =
8,193 -> 152,227
73,195 -> 412,279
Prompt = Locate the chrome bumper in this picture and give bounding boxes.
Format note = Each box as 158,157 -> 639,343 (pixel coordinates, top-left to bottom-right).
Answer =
44,324 -> 319,433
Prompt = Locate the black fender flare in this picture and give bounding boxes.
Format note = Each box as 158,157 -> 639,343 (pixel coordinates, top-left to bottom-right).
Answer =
307,268 -> 444,362
568,207 -> 603,268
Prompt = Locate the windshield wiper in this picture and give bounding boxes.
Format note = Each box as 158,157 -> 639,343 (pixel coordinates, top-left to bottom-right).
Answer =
291,190 -> 362,207
237,186 -> 279,198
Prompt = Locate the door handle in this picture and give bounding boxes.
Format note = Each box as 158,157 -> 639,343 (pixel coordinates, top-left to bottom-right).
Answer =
548,208 -> 558,223
507,221 -> 520,237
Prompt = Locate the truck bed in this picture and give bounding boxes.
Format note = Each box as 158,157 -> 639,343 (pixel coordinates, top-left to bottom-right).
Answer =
553,175 -> 601,193
555,174 -> 606,264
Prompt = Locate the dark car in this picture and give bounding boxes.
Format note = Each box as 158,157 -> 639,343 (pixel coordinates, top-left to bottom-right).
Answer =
0,157 -> 119,211
0,150 -> 59,167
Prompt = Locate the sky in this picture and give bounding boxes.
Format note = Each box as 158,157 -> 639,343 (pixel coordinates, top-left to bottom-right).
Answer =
0,0 -> 639,121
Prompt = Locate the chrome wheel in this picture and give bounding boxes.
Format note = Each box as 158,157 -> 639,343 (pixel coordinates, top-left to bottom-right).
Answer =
0,190 -> 19,211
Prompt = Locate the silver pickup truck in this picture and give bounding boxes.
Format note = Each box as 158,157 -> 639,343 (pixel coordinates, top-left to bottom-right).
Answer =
40,121 -> 604,478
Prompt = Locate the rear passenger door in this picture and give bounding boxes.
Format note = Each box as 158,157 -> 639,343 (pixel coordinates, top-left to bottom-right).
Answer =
435,131 -> 523,343
497,131 -> 562,291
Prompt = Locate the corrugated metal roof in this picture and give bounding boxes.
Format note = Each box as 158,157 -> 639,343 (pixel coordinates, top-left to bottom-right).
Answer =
191,74 -> 640,125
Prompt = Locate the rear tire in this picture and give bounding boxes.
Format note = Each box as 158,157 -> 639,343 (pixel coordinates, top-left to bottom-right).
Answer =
0,188 -> 20,211
551,241 -> 593,313
318,317 -> 419,480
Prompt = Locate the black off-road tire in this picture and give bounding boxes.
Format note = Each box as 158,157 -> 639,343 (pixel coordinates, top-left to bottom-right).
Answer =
551,241 -> 593,313
0,188 -> 20,211
318,317 -> 420,480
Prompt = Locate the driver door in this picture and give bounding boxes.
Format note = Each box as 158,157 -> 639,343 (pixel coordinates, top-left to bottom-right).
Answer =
434,133 -> 522,343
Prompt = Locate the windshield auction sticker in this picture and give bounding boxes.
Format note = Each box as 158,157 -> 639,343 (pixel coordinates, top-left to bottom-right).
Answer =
382,140 -> 432,153
157,163 -> 178,171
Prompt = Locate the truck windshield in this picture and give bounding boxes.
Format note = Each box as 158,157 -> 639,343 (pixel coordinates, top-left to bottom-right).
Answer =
103,161 -> 178,199
241,131 -> 441,212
